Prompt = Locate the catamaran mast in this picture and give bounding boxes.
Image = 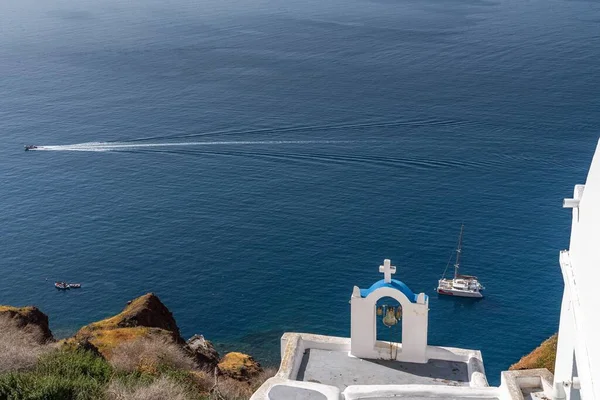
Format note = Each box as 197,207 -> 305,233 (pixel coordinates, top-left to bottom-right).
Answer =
454,224 -> 464,279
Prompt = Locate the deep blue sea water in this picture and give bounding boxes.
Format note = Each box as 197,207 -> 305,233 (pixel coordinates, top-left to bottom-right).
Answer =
1,0 -> 599,386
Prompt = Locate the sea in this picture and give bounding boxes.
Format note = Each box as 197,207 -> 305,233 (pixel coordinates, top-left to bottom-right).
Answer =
1,0 -> 599,386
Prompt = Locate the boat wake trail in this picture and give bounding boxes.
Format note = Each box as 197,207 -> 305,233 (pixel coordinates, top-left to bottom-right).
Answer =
32,140 -> 358,152
111,117 -> 470,143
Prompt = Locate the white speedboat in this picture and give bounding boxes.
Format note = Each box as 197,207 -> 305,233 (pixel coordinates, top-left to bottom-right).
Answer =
436,224 -> 485,298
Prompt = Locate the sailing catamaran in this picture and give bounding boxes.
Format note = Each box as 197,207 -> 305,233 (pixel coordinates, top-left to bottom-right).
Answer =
437,224 -> 485,298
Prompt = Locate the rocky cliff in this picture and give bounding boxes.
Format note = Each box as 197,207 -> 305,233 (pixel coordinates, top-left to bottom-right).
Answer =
0,305 -> 53,343
0,293 -> 270,400
67,293 -> 184,358
1,293 -> 263,377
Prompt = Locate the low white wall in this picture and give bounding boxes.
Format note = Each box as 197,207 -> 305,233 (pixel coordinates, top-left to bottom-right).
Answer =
343,384 -> 499,399
467,354 -> 489,388
499,369 -> 554,400
279,333 -> 352,380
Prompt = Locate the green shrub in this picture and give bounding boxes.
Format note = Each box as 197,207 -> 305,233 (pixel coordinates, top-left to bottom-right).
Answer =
0,371 -> 106,400
0,373 -> 29,399
0,349 -> 111,400
35,349 -> 112,383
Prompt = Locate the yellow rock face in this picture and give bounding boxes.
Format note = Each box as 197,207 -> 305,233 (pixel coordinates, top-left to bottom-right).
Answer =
69,293 -> 182,359
73,327 -> 176,359
218,352 -> 263,381
0,306 -> 28,312
510,334 -> 558,374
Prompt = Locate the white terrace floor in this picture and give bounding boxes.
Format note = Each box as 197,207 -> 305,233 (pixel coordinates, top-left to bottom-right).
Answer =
297,349 -> 471,389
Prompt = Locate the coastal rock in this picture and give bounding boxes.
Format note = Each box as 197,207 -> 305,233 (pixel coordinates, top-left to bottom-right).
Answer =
71,293 -> 183,359
89,293 -> 182,340
510,334 -> 557,374
187,334 -> 220,369
218,352 -> 263,381
0,305 -> 53,343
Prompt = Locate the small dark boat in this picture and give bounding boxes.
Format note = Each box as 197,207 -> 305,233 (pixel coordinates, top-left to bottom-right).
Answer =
55,282 -> 69,290
24,145 -> 38,151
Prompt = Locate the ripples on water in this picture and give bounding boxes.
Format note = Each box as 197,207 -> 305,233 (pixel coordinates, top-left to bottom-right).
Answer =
1,0 -> 599,385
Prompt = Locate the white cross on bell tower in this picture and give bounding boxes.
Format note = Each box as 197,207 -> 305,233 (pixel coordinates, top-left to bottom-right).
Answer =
379,259 -> 396,283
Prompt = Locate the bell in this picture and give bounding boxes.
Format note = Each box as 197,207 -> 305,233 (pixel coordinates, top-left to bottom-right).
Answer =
382,307 -> 398,327
395,307 -> 402,319
376,306 -> 383,316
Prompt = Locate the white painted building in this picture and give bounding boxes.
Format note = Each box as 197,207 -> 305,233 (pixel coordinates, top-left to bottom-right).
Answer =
250,139 -> 600,400
555,138 -> 600,400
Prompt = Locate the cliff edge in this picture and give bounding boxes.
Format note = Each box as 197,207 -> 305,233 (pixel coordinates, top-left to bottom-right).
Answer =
509,334 -> 557,374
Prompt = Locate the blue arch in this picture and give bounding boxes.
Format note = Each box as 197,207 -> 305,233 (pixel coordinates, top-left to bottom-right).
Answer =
359,279 -> 423,303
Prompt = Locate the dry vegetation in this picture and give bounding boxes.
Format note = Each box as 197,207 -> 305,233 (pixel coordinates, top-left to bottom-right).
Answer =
107,376 -> 192,400
110,337 -> 197,373
79,326 -> 175,359
191,368 -> 277,400
510,334 -> 558,373
0,315 -> 52,373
